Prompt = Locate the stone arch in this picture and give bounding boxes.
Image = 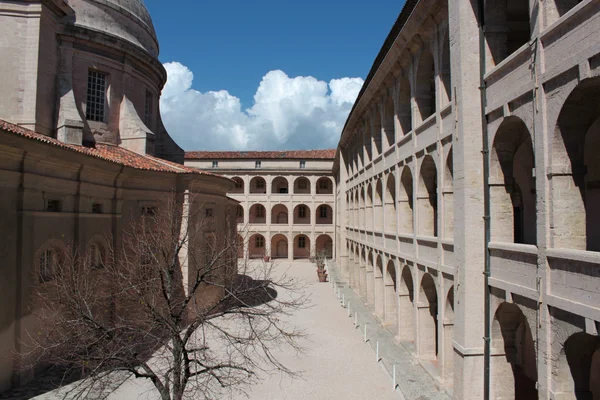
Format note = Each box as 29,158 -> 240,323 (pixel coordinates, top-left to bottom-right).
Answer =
383,95 -> 396,148
366,183 -> 374,230
316,176 -> 333,194
293,204 -> 311,225
552,77 -> 600,251
490,302 -> 538,400
249,204 -> 266,224
360,186 -> 366,228
416,47 -> 436,122
236,204 -> 244,224
399,265 -> 415,341
443,285 -> 455,383
397,74 -> 412,135
440,26 -> 452,105
374,254 -> 385,319
418,273 -> 438,360
483,0 -> 531,68
271,234 -> 288,259
400,166 -> 415,233
418,156 -> 438,237
271,176 -> 289,194
359,247 -> 367,298
231,177 -> 244,194
444,148 -> 454,239
248,233 -> 266,258
384,260 -> 398,327
316,234 -> 333,258
249,176 -> 266,194
371,111 -> 383,157
374,179 -> 384,231
366,250 -> 375,305
293,234 -> 311,259
294,176 -> 311,194
490,116 -> 536,245
237,234 -> 244,258
316,204 -> 333,225
385,173 -> 397,232
271,204 -> 289,225
556,332 -> 600,399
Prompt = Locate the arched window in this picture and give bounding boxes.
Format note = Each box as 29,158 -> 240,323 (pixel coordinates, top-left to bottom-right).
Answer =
416,49 -> 436,122
231,177 -> 244,194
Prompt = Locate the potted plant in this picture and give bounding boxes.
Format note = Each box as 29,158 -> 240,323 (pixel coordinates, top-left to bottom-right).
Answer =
315,250 -> 328,282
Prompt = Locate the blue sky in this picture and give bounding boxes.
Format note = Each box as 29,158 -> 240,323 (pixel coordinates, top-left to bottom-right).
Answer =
145,0 -> 404,151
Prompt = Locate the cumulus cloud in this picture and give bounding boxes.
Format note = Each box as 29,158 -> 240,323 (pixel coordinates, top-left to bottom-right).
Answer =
159,62 -> 364,151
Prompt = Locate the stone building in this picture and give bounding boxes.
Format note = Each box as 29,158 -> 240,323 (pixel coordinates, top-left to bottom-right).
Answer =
0,0 -> 236,392
333,0 -> 600,399
185,151 -> 336,261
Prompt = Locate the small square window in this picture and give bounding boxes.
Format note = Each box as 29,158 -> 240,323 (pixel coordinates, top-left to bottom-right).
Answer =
320,206 -> 328,218
205,208 -> 213,218
212,161 -> 219,168
256,205 -> 265,218
46,200 -> 61,213
319,179 -> 329,189
255,161 -> 262,169
92,203 -> 103,214
298,236 -> 306,248
298,206 -> 306,218
141,206 -> 157,216
300,160 -> 306,169
256,179 -> 265,189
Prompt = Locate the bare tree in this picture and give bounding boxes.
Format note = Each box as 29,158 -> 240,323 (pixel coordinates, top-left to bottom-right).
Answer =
23,192 -> 309,400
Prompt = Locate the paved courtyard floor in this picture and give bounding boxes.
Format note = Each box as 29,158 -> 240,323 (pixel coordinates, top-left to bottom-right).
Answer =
5,260 -> 402,400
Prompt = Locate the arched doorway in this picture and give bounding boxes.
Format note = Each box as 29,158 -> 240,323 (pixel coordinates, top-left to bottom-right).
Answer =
399,265 -> 415,342
384,260 -> 397,328
270,234 -> 288,259
315,234 -> 333,258
293,235 -> 310,259
491,303 -> 538,400
271,204 -> 288,225
490,117 -> 536,244
418,273 -> 438,360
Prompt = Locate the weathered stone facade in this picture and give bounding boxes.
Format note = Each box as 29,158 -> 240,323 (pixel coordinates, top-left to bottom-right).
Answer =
333,0 -> 600,399
185,151 -> 336,261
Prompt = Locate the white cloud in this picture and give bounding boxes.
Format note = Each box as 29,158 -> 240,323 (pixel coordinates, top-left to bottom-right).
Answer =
159,62 -> 364,151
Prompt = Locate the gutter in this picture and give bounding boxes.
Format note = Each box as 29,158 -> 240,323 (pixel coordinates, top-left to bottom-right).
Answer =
477,2 -> 492,399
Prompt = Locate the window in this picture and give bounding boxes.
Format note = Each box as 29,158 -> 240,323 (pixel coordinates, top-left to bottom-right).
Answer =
92,203 -> 103,214
144,90 -> 153,125
89,244 -> 104,269
298,236 -> 306,248
256,236 -> 264,248
141,206 -> 157,216
46,200 -> 61,213
236,205 -> 244,217
256,179 -> 265,189
39,249 -> 58,282
300,160 -> 306,169
212,161 -> 219,169
205,208 -> 213,218
256,205 -> 265,218
319,179 -> 329,190
299,206 -> 306,218
86,70 -> 107,122
320,206 -> 328,218
279,187 -> 288,194
255,161 -> 262,169
298,179 -> 307,189
235,179 -> 243,189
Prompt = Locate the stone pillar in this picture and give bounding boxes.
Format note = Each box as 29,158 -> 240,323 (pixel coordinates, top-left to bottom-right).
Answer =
449,0 -> 486,397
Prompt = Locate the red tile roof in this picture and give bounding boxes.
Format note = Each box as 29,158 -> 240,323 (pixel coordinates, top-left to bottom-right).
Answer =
185,149 -> 336,160
0,119 -> 220,177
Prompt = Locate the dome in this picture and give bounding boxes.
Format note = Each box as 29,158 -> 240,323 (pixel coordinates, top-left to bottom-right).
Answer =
67,0 -> 159,58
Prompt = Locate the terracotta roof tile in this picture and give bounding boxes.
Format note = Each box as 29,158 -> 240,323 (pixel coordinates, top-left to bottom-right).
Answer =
0,119 -> 220,177
185,149 -> 336,160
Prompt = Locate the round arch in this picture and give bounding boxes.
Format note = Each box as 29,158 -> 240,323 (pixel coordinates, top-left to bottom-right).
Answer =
384,260 -> 397,327
249,204 -> 266,224
374,255 -> 385,319
294,177 -> 311,194
556,332 -> 600,398
444,148 -> 454,239
400,166 -> 415,234
374,179 -> 384,231
231,177 -> 244,194
415,47 -> 436,122
316,204 -> 333,225
271,176 -> 289,194
399,265 -> 415,341
293,204 -> 311,225
270,234 -> 289,259
248,233 -> 266,258
315,234 -> 333,258
385,173 -> 397,233
293,234 -> 311,259
419,155 -> 438,237
443,285 -> 455,383
418,273 -> 438,360
271,204 -> 289,225
249,176 -> 266,194
316,176 -> 333,194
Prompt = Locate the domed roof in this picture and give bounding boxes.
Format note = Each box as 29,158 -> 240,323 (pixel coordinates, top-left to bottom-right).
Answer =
67,0 -> 159,58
